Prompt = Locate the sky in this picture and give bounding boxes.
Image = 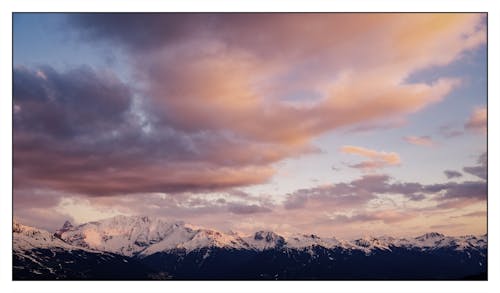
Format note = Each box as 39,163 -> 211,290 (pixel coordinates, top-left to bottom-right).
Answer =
12,13 -> 487,238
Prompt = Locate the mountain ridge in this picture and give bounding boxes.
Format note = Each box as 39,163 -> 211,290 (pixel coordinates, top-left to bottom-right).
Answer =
16,215 -> 487,256
13,216 -> 487,280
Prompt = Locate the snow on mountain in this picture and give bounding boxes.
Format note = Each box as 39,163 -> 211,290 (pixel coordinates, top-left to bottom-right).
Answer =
57,215 -> 187,256
13,221 -> 86,252
54,220 -> 74,237
360,232 -> 488,251
285,234 -> 340,249
135,222 -> 197,255
241,230 -> 286,250
175,229 -> 249,251
13,217 -> 487,280
138,226 -> 249,256
45,215 -> 487,256
409,232 -> 487,250
352,236 -> 392,252
57,215 -> 250,256
413,232 -> 446,247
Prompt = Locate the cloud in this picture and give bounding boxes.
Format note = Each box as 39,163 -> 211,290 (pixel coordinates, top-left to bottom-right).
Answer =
465,106 -> 487,134
13,189 -> 65,210
444,170 -> 463,179
13,65 -> 132,138
452,211 -> 486,218
463,152 -> 487,180
435,181 -> 487,201
346,119 -> 407,134
438,125 -> 463,138
404,135 -> 435,147
328,210 -> 418,224
69,14 -> 211,53
283,193 -> 309,210
429,223 -> 462,230
69,13 -> 482,147
227,203 -> 272,214
14,66 -> 309,196
14,173 -> 486,234
422,179 -> 486,210
341,145 -> 401,170
14,208 -> 75,232
283,174 -> 486,211
69,14 -> 486,69
13,14 -> 486,231
283,174 -> 392,210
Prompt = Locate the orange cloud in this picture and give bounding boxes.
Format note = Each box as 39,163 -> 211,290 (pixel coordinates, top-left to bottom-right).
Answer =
341,145 -> 401,170
404,136 -> 435,147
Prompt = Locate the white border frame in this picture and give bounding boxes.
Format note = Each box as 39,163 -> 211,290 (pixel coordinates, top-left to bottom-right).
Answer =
1,1 -> 498,293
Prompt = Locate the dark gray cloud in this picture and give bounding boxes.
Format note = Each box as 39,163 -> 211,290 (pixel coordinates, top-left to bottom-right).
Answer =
283,174 -> 486,210
463,152 -> 487,180
405,193 -> 426,201
68,14 -> 212,52
283,175 -> 390,210
444,170 -> 463,179
14,65 -> 132,138
435,181 -> 487,201
227,203 -> 272,214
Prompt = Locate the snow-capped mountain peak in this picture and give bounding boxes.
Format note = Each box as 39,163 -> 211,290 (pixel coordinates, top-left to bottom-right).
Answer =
25,215 -> 487,257
176,229 -> 249,251
55,220 -> 74,237
54,215 -> 250,256
56,215 -> 192,256
416,232 -> 445,240
241,230 -> 286,250
253,231 -> 282,242
352,236 -> 392,251
13,222 -> 87,252
285,233 -> 341,249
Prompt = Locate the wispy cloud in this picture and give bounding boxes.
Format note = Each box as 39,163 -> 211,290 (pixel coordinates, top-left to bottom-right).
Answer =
341,145 -> 401,170
444,170 -> 463,179
451,211 -> 486,218
404,135 -> 435,147
438,125 -> 463,138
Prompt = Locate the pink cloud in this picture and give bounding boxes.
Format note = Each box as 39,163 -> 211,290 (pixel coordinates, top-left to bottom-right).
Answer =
404,135 -> 435,147
465,106 -> 487,134
341,145 -> 401,170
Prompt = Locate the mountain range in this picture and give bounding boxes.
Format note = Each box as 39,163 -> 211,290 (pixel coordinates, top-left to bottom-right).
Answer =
13,215 -> 487,280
